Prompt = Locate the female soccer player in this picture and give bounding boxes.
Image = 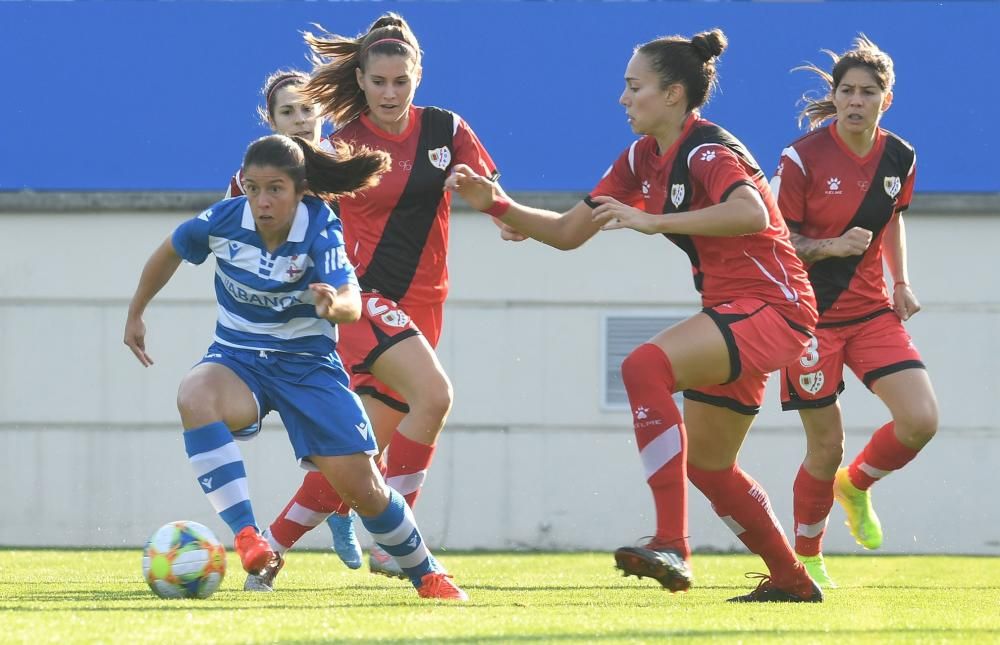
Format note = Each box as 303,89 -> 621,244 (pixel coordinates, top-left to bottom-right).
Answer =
450,29 -> 822,603
224,68 -> 365,572
773,35 -> 937,587
255,12 -> 500,582
123,134 -> 468,600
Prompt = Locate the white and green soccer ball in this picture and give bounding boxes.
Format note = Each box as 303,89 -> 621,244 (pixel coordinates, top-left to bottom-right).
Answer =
141,520 -> 227,599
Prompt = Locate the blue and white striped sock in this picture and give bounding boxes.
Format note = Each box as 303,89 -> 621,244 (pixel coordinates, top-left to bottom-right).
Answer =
182,421 -> 257,536
360,489 -> 435,587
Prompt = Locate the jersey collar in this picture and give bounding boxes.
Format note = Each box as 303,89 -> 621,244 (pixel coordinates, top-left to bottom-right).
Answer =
360,105 -> 418,142
241,200 -> 310,243
829,120 -> 884,164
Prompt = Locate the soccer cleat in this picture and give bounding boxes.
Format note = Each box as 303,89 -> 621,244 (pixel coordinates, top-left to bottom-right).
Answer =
727,573 -> 823,603
797,553 -> 837,589
234,526 -> 276,574
244,553 -> 284,592
614,540 -> 692,592
326,511 -> 363,570
416,572 -> 469,601
834,467 -> 883,550
368,543 -> 408,579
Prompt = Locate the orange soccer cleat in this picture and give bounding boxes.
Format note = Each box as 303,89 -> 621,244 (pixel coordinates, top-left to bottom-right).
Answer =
234,526 -> 275,574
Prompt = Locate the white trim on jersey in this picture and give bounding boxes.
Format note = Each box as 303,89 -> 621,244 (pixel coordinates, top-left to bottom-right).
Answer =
452,112 -> 460,136
627,140 -> 638,175
743,246 -> 800,304
240,201 -> 309,243
215,305 -> 335,341
781,146 -> 806,174
686,143 -> 717,167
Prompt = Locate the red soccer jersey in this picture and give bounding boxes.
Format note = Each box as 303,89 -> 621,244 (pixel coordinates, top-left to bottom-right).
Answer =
591,115 -> 817,329
332,106 -> 497,307
773,122 -> 916,324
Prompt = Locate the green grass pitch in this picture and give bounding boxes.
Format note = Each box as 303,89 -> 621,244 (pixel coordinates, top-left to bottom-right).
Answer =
1,550 -> 998,643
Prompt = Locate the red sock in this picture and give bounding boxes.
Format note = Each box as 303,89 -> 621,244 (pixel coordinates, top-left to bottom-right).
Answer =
848,422 -> 920,491
689,463 -> 811,596
268,471 -> 344,550
385,431 -> 436,507
792,466 -> 833,556
621,343 -> 689,560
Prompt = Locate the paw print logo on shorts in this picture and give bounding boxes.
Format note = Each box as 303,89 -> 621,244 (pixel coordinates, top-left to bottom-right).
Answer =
634,406 -> 649,420
700,149 -> 717,162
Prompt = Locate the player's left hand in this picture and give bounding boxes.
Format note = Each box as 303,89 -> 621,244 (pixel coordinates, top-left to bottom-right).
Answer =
590,195 -> 660,234
310,283 -> 339,319
893,283 -> 921,321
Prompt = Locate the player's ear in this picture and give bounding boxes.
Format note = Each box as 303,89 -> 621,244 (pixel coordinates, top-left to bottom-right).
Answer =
355,66 -> 364,87
414,65 -> 423,88
880,90 -> 893,114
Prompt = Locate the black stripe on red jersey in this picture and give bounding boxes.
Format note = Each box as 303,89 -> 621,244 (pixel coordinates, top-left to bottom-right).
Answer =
358,107 -> 454,301
683,390 -> 760,416
807,135 -> 915,316
861,359 -> 925,389
663,124 -> 765,293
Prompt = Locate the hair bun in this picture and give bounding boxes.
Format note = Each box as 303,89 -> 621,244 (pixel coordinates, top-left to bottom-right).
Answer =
691,29 -> 728,62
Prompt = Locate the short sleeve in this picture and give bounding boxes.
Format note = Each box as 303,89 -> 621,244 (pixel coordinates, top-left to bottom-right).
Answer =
224,168 -> 244,199
171,208 -> 215,265
452,114 -> 499,181
688,144 -> 757,206
588,142 -> 644,208
896,153 -> 916,212
311,219 -> 358,290
771,146 -> 808,231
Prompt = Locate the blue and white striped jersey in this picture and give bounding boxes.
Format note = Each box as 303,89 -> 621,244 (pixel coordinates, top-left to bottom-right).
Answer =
171,195 -> 358,356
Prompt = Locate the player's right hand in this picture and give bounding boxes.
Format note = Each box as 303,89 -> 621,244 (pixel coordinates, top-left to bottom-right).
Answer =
124,316 -> 154,367
832,226 -> 873,257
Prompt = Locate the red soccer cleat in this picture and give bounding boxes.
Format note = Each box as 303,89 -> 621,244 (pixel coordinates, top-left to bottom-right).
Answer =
416,572 -> 469,601
234,526 -> 275,574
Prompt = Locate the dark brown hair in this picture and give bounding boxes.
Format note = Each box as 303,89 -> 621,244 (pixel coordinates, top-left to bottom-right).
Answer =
301,13 -> 421,127
636,28 -> 728,111
797,34 -> 896,129
257,69 -> 310,126
242,134 -> 390,200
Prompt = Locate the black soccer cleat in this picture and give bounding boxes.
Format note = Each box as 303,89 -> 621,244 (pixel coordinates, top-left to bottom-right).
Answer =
727,573 -> 823,603
614,545 -> 692,592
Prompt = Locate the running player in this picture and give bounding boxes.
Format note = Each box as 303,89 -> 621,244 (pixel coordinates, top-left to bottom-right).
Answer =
123,134 -> 468,600
773,35 -> 937,587
450,29 -> 822,603
224,68 -> 364,572
250,12 -> 500,585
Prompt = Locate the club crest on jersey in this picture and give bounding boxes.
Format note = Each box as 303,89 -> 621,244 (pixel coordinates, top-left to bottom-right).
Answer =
799,371 -> 825,396
883,176 -> 901,198
428,146 -> 451,171
670,184 -> 685,208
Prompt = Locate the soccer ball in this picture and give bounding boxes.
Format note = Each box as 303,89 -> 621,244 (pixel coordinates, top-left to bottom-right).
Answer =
142,520 -> 227,599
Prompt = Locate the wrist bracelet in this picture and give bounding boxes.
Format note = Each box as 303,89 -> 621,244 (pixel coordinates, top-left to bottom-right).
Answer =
894,281 -> 909,287
483,196 -> 511,218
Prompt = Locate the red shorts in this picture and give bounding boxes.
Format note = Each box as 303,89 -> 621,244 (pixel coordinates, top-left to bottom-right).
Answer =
685,298 -> 814,415
337,293 -> 444,411
780,309 -> 924,410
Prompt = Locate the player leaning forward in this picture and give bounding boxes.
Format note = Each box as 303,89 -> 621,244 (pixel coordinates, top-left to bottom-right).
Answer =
123,134 -> 468,600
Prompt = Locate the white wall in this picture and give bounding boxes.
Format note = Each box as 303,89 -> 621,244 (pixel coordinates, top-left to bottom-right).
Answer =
1,198 -> 998,555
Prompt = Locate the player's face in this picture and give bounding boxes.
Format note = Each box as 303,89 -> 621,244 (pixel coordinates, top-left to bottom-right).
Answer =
619,53 -> 673,136
241,165 -> 305,238
269,86 -> 322,143
833,66 -> 892,137
356,54 -> 421,131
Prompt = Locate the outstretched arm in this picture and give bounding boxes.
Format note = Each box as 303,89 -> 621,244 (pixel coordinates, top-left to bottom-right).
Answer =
448,164 -> 600,250
124,236 -> 184,366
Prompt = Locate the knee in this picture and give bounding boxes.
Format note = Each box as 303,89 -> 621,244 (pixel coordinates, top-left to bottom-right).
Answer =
347,477 -> 390,517
176,379 -> 221,422
621,344 -> 671,391
809,433 -> 845,469
413,373 -> 453,422
894,401 -> 939,447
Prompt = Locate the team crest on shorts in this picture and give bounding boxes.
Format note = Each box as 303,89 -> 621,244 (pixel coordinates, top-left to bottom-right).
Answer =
670,184 -> 685,208
428,146 -> 451,171
799,371 -> 825,396
883,176 -> 901,198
